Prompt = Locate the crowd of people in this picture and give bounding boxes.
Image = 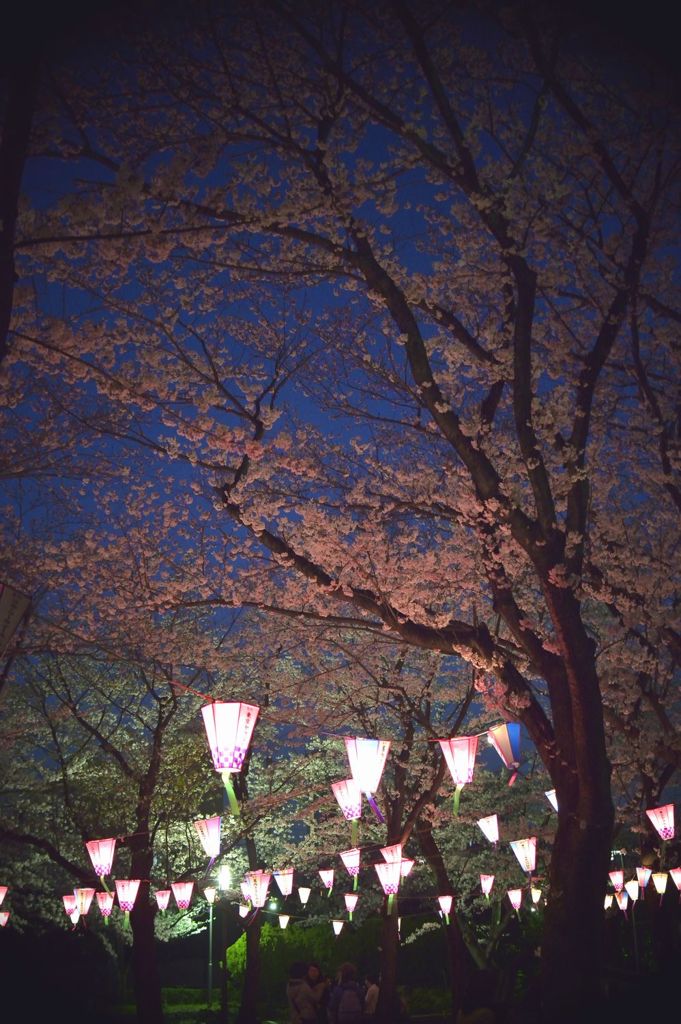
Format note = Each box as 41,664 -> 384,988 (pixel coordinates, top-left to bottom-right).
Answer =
286,960 -> 393,1023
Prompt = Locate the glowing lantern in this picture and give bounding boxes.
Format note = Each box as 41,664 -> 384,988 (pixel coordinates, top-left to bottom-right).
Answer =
669,867 -> 681,900
438,735 -> 478,813
380,844 -> 402,864
636,866 -> 652,890
194,816 -> 221,861
544,789 -> 558,812
62,893 -> 78,916
332,920 -> 344,935
507,888 -> 523,913
608,870 -> 624,893
646,804 -> 675,841
240,880 -> 253,905
438,895 -> 453,923
116,879 -> 141,913
480,874 -> 495,899
244,870 -> 271,909
488,723 -> 521,784
0,912 -> 8,927
510,837 -> 537,876
652,871 -> 668,905
345,893 -> 358,920
375,861 -> 401,913
624,880 -> 639,902
96,892 -> 114,918
278,914 -> 290,929
0,886 -> 8,907
201,701 -> 259,815
345,736 -> 390,823
340,848 -> 361,892
74,888 -> 96,915
477,815 -> 499,845
400,859 -> 415,878
204,887 -> 217,905
218,864 -> 232,892
298,886 -> 311,906
332,778 -> 363,846
85,837 -> 116,878
171,881 -> 195,910
616,890 -> 629,913
238,905 -> 249,918
155,890 -> 171,911
530,887 -> 542,905
319,869 -> 334,896
604,894 -> 613,909
274,868 -> 294,897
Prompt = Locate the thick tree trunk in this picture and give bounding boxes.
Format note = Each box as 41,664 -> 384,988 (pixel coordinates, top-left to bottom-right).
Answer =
235,914 -> 262,1024
129,877 -> 164,1024
374,909 -> 400,1024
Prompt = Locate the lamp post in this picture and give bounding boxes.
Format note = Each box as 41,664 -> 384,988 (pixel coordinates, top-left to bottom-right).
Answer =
218,864 -> 231,1024
204,887 -> 217,1008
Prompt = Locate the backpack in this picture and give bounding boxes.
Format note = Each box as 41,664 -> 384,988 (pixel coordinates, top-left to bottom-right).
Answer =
336,983 -> 364,1023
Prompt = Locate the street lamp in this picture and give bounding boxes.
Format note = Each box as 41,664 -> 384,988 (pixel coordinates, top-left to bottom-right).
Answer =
217,863 -> 232,1024
204,887 -> 217,1008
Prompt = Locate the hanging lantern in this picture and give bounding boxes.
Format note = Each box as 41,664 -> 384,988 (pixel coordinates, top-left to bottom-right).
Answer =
669,867 -> 681,900
636,866 -> 652,891
480,874 -> 495,899
544,790 -> 558,812
477,815 -> 499,845
278,914 -> 290,929
0,912 -> 8,927
194,816 -> 222,861
171,881 -> 195,910
240,880 -> 253,905
340,848 -> 361,892
244,870 -> 271,909
238,905 -> 250,918
332,778 -> 363,846
604,894 -> 614,909
438,736 -> 478,814
201,701 -> 259,815
96,892 -> 114,918
332,920 -> 344,936
510,837 -> 537,875
608,870 -> 624,893
116,879 -> 141,913
344,736 -> 390,823
438,895 -> 453,924
375,861 -> 401,914
298,886 -> 311,906
74,888 -> 96,916
319,869 -> 334,896
646,804 -> 675,841
274,868 -> 294,897
530,887 -> 542,905
0,886 -> 8,907
488,723 -> 521,784
380,844 -> 402,864
345,893 -> 359,920
652,872 -> 668,905
85,838 -> 117,878
155,890 -> 171,911
204,887 -> 217,905
507,888 -> 523,913
624,880 -> 639,903
400,859 -> 415,878
62,894 -> 78,916
616,890 -> 629,913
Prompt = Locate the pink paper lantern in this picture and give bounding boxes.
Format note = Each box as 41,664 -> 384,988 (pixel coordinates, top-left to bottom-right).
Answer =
510,837 -> 537,874
0,886 -> 7,907
274,868 -> 294,897
332,920 -> 344,935
244,870 -> 271,909
298,886 -> 311,905
345,737 -> 390,821
278,914 -> 290,929
204,887 -> 217,905
480,874 -> 495,898
646,804 -> 675,841
155,889 -> 171,911
201,701 -> 259,773
85,837 -> 117,878
636,866 -> 652,890
439,736 -> 478,810
240,880 -> 253,904
544,789 -> 558,812
438,895 -> 453,916
380,844 -> 403,864
194,816 -> 221,859
62,894 -> 78,916
624,880 -> 639,902
400,859 -> 415,877
340,848 -> 361,877
344,893 -> 359,913
669,867 -> 681,895
616,890 -> 629,912
96,892 -> 114,917
375,861 -> 401,896
74,888 -> 96,915
171,881 -> 195,910
507,888 -> 523,911
0,912 -> 8,927
604,894 -> 614,909
116,879 -> 141,912
477,815 -> 499,844
608,870 -> 624,893
319,869 -> 334,892
332,778 -> 363,821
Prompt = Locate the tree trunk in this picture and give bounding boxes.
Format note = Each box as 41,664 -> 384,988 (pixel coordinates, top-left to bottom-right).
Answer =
375,909 -> 400,1024
129,879 -> 164,1024
235,914 -> 262,1024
